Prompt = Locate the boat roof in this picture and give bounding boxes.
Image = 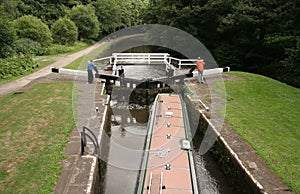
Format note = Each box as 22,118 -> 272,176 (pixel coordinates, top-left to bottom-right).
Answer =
140,93 -> 198,194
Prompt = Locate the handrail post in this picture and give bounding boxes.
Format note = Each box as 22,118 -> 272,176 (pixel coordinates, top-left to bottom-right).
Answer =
81,126 -> 99,155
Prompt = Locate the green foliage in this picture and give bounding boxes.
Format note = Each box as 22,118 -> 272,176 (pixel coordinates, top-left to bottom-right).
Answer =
1,0 -> 22,20
284,39 -> 300,70
142,0 -> 300,87
51,17 -> 78,45
264,36 -> 297,52
119,0 -> 149,28
282,38 -> 300,87
0,56 -> 34,80
44,42 -> 90,56
13,38 -> 43,55
68,5 -> 100,40
9,0 -> 71,26
0,17 -> 16,58
92,0 -> 121,34
0,0 -> 147,58
13,15 -> 52,46
213,44 -> 242,68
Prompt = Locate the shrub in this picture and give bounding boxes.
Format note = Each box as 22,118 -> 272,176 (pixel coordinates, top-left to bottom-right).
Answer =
43,42 -> 90,55
0,18 -> 16,58
13,15 -> 52,46
14,38 -> 43,55
0,56 -> 34,80
51,18 -> 78,45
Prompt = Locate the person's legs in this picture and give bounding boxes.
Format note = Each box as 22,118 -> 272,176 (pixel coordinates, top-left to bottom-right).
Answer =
200,71 -> 204,83
198,71 -> 204,83
88,70 -> 93,83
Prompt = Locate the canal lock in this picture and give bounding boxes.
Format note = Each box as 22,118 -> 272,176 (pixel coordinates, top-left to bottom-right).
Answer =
96,82 -> 254,194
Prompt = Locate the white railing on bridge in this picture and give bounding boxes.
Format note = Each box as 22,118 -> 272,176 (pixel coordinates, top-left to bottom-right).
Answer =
93,53 -> 201,75
111,53 -> 171,74
168,57 -> 198,69
112,53 -> 169,65
94,53 -> 199,70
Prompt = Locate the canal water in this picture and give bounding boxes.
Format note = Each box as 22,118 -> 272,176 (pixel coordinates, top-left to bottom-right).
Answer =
102,107 -> 148,194
100,64 -> 235,194
120,63 -> 167,79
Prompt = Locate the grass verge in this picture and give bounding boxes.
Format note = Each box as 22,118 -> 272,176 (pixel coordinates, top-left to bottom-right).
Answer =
0,82 -> 75,194
64,41 -> 112,70
224,71 -> 300,193
64,55 -> 86,70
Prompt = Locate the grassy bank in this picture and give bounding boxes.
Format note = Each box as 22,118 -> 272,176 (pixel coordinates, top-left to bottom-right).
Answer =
224,72 -> 300,193
0,82 -> 74,193
64,41 -> 112,70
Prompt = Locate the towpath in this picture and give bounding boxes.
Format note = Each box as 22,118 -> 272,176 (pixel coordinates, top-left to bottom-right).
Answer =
0,41 -> 106,98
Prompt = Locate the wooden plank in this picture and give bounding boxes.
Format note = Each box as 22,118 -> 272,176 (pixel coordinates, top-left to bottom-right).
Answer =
150,174 -> 161,194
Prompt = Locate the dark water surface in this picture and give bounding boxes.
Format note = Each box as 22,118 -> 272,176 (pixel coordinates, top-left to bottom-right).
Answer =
102,107 -> 148,194
122,64 -> 167,79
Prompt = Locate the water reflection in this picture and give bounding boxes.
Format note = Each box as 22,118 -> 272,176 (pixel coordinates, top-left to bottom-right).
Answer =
122,64 -> 166,79
102,107 -> 147,194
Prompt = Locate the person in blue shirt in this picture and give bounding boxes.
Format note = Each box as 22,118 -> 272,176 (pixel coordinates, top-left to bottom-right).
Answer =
87,59 -> 98,84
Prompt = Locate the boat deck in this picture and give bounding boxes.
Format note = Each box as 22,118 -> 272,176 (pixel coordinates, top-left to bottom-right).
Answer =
139,94 -> 198,194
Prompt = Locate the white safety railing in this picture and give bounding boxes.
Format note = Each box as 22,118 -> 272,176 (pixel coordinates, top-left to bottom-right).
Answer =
112,53 -> 169,67
94,53 -> 198,69
94,53 -> 202,74
168,57 -> 198,69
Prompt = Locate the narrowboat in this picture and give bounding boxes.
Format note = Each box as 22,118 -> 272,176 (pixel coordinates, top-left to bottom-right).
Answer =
136,93 -> 199,194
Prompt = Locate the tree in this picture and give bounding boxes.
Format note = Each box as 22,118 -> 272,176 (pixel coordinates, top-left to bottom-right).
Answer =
68,5 -> 100,40
13,15 -> 52,46
282,39 -> 300,87
1,0 -> 22,20
0,18 -> 16,58
284,39 -> 300,72
119,0 -> 148,28
51,17 -> 78,45
11,0 -> 73,26
92,0 -> 121,34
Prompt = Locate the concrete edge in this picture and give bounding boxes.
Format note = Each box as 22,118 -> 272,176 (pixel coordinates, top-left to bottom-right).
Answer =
84,155 -> 98,194
85,83 -> 110,194
186,94 -> 266,193
54,82 -> 110,194
199,109 -> 267,193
